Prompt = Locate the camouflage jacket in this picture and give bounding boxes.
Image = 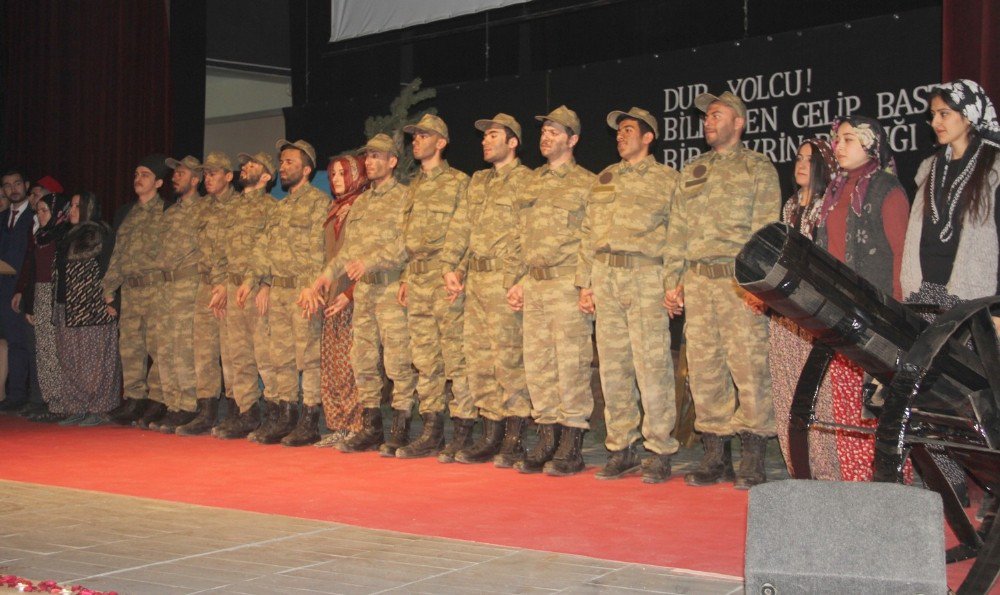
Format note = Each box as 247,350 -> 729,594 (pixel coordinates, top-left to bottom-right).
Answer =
441,158 -> 531,288
102,195 -> 165,299
575,155 -> 678,290
663,144 -> 780,287
259,182 -> 329,286
513,160 -> 595,285
220,186 -> 276,288
402,161 -> 469,281
156,194 -> 202,273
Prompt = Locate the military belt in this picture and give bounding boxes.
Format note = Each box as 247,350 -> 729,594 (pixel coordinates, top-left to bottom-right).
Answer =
407,259 -> 438,275
595,252 -> 663,269
359,270 -> 402,285
468,255 -> 498,272
228,273 -> 245,286
270,275 -> 306,289
528,265 -> 575,281
124,271 -> 162,289
689,260 -> 735,279
161,264 -> 201,283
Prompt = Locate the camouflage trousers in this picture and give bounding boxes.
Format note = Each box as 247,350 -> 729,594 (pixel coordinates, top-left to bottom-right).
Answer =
119,284 -> 163,403
268,285 -> 322,406
523,275 -> 593,429
223,280 -> 264,410
193,282 -> 231,403
406,265 -> 471,417
157,276 -> 198,412
351,278 -> 417,411
254,302 -> 277,401
684,273 -> 774,436
592,261 -> 677,454
464,269 -> 529,421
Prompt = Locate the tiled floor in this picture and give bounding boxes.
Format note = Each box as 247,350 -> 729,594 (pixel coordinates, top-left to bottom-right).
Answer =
0,481 -> 743,594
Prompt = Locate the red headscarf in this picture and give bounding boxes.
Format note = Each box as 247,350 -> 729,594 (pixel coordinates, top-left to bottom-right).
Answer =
325,154 -> 370,238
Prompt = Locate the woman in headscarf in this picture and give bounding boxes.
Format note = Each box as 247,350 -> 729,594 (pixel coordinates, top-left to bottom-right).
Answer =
900,79 -> 1000,509
51,192 -> 122,424
768,139 -> 838,477
814,115 -> 911,481
313,155 -> 370,447
13,192 -> 69,422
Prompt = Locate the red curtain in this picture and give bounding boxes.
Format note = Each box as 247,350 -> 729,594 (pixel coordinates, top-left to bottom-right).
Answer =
942,0 -> 999,99
1,1 -> 171,222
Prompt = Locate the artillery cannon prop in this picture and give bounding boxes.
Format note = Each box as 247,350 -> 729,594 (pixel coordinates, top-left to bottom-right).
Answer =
735,222 -> 1000,594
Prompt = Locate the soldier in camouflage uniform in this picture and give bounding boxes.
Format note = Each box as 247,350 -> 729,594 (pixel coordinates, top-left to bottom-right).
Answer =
393,114 -> 471,459
176,152 -> 237,436
151,155 -> 203,433
662,91 -> 780,490
441,114 -> 532,467
302,134 -> 416,455
506,106 -> 595,475
241,139 -> 328,445
102,154 -> 168,429
576,107 -> 680,483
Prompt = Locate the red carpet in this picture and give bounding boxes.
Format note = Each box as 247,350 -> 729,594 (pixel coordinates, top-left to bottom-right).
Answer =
0,415 -> 986,589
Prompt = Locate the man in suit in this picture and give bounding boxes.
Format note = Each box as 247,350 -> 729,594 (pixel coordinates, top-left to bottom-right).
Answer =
0,168 -> 38,411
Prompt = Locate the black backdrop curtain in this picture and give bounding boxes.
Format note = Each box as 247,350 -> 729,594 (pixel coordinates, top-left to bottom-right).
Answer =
0,1 -> 172,222
943,0 -> 999,100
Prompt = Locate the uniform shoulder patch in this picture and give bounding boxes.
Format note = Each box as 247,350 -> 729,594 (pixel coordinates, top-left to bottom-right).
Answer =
598,171 -> 614,185
691,164 -> 708,179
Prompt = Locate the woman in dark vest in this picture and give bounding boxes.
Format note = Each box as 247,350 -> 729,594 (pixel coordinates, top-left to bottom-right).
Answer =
814,116 -> 910,481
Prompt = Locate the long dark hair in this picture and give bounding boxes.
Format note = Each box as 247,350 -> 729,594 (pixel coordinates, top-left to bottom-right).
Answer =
800,140 -> 832,200
923,89 -> 999,225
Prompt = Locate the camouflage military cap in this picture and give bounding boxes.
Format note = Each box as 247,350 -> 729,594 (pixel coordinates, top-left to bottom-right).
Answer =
606,107 -> 660,139
202,151 -> 233,172
237,151 -> 276,177
474,113 -> 522,142
361,133 -> 400,157
694,91 -> 747,120
165,155 -> 203,175
275,138 -> 317,168
535,105 -> 580,136
403,113 -> 449,141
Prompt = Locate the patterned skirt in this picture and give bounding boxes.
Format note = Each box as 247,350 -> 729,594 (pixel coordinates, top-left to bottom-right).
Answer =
33,282 -> 68,406
320,301 -> 362,432
52,304 -> 122,414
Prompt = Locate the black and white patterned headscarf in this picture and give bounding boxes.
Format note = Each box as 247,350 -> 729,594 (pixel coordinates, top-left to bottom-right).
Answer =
937,79 -> 1000,148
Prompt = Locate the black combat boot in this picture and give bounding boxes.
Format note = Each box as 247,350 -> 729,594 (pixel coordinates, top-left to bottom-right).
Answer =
155,409 -> 197,434
135,401 -> 167,429
641,453 -> 673,484
437,417 -> 476,463
684,433 -> 736,486
250,400 -> 298,444
337,407 -> 384,452
595,442 -> 641,479
108,397 -> 146,426
246,400 -> 280,442
212,397 -> 237,430
176,398 -> 219,436
281,405 -> 322,447
514,424 -> 560,474
212,401 -> 261,439
378,409 -> 412,457
455,417 -> 505,464
396,412 -> 445,459
734,432 -> 768,490
544,426 -> 587,476
493,416 -> 530,468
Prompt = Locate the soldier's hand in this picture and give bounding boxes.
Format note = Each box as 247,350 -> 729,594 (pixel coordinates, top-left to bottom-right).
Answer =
346,260 -> 367,281
312,275 -> 332,294
578,288 -> 595,314
235,284 -> 251,309
506,284 -> 523,311
255,285 -> 270,317
25,313 -> 34,326
105,305 -> 118,318
325,293 -> 350,317
444,271 -> 464,302
397,282 -> 408,307
209,284 -> 227,319
297,287 -> 324,317
11,293 -> 21,313
662,286 -> 684,318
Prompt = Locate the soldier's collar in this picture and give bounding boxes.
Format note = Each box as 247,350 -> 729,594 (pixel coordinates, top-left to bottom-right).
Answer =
618,154 -> 655,175
420,161 -> 449,180
490,158 -> 521,180
371,176 -> 399,196
711,142 -> 746,161
136,195 -> 163,210
211,185 -> 237,203
541,159 -> 575,178
242,187 -> 265,199
284,182 -> 315,200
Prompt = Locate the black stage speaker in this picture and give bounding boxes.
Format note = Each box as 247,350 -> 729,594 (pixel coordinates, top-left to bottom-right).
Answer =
745,480 -> 947,594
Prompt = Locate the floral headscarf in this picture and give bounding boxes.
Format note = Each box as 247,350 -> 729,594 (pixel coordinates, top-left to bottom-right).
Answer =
936,79 -> 1000,148
325,154 -> 370,238
818,115 -> 897,225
